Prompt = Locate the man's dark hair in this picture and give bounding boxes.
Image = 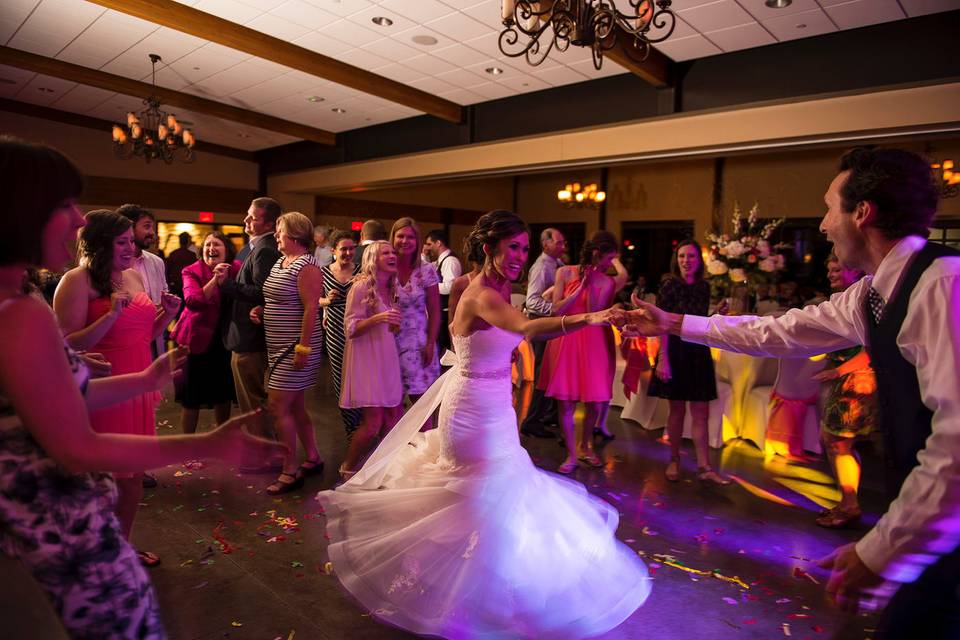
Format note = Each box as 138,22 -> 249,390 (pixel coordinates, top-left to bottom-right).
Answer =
251,197 -> 282,226
116,203 -> 155,224
361,219 -> 386,241
838,147 -> 938,239
426,229 -> 448,246
178,232 -> 191,247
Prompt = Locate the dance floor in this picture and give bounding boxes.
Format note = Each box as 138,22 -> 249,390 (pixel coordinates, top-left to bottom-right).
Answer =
4,366 -> 884,639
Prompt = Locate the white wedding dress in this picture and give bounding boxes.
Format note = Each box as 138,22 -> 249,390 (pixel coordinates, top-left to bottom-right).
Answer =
317,326 -> 650,639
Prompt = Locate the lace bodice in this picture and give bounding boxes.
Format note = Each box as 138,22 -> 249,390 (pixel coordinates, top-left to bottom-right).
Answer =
451,326 -> 521,378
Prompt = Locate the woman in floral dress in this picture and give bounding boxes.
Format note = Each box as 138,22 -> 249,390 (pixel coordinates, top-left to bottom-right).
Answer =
390,218 -> 441,426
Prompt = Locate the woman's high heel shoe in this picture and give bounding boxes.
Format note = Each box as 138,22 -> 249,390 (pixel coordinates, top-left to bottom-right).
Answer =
338,465 -> 357,483
593,428 -> 615,442
696,466 -> 731,486
665,456 -> 681,482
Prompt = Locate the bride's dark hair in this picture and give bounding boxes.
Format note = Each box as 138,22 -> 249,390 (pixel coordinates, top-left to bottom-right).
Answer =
465,210 -> 528,263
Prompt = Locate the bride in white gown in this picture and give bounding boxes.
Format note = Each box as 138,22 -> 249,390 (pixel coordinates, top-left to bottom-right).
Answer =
317,211 -> 650,639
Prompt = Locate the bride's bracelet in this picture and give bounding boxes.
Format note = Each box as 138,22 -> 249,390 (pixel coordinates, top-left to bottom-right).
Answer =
560,315 -> 567,334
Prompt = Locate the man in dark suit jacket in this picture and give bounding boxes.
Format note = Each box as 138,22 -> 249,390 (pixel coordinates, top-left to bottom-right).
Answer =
218,197 -> 282,472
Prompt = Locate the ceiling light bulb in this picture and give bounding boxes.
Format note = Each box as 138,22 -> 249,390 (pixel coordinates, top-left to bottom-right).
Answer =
332,107 -> 346,113
764,0 -> 792,7
306,95 -> 325,102
371,16 -> 393,27
412,35 -> 438,45
485,67 -> 504,75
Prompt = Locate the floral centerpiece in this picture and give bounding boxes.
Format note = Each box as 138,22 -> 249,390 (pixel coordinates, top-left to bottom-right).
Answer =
705,203 -> 789,300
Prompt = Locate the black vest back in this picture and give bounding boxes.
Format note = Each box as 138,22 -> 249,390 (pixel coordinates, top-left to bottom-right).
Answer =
864,241 -> 960,498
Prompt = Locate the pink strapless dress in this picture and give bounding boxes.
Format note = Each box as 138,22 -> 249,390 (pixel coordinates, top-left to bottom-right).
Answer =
537,274 -> 616,402
87,292 -> 160,439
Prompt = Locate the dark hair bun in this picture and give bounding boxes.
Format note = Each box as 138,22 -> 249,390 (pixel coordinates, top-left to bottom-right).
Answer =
465,210 -> 528,261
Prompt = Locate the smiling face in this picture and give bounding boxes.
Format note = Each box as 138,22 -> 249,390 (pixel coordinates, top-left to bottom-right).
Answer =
392,225 -> 419,261
676,243 -> 701,281
244,204 -> 273,237
489,231 -> 529,282
820,171 -> 867,272
334,237 -> 356,264
826,260 -> 861,291
111,228 -> 136,271
131,215 -> 156,251
41,199 -> 85,272
203,234 -> 228,267
376,242 -> 398,274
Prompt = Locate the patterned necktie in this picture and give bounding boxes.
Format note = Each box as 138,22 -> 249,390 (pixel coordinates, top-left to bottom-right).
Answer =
867,285 -> 885,324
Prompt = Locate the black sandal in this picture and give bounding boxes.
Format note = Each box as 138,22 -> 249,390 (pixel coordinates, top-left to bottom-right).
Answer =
299,458 -> 325,477
266,471 -> 304,495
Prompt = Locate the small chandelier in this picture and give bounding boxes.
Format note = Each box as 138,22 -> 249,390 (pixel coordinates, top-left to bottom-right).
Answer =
112,54 -> 196,164
558,182 -> 606,207
932,159 -> 959,199
499,0 -> 676,69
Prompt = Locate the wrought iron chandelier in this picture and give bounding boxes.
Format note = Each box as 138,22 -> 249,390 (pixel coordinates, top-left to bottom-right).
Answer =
112,54 -> 196,164
498,0 -> 676,69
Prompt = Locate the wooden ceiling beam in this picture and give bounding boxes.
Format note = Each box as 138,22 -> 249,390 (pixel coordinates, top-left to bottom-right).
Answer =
602,26 -> 673,88
0,46 -> 336,145
85,0 -> 464,124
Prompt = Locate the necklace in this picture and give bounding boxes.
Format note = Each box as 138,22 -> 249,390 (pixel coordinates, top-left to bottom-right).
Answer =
110,275 -> 124,291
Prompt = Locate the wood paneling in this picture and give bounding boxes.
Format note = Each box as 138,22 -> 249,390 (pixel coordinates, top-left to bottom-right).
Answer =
84,175 -> 257,213
0,98 -> 255,161
0,46 -> 336,145
315,196 -> 482,227
86,0 -> 463,124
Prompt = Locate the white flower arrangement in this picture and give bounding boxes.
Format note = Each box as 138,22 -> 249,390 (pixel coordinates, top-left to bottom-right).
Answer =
705,203 -> 789,298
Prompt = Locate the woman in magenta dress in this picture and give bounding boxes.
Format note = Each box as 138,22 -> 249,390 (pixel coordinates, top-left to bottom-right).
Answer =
538,230 -> 622,474
54,209 -> 181,566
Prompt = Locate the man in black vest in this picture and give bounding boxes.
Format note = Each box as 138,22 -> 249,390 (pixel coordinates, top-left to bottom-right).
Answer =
218,197 -> 283,473
623,147 -> 959,638
424,229 -> 462,355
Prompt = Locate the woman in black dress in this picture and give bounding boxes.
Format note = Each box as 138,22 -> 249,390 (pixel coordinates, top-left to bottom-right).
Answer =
647,239 -> 729,485
320,230 -> 362,438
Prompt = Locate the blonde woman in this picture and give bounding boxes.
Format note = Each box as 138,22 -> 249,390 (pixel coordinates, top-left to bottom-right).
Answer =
253,212 -> 325,495
390,217 -> 440,423
338,240 -> 403,479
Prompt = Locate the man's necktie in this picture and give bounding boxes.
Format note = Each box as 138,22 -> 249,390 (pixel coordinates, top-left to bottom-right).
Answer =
867,285 -> 885,324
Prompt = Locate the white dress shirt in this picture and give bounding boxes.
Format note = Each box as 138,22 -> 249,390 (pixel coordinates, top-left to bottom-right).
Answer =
133,250 -> 169,355
435,249 -> 462,298
680,236 -> 960,584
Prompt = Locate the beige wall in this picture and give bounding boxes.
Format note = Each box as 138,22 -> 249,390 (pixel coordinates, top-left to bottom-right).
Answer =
1,111 -> 259,190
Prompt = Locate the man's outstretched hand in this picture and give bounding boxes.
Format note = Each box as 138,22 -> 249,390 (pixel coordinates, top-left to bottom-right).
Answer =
620,295 -> 672,337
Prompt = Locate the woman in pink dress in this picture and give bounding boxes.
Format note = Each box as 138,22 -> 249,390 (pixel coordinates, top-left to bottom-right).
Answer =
338,240 -> 404,480
538,230 -> 622,474
54,209 -> 181,566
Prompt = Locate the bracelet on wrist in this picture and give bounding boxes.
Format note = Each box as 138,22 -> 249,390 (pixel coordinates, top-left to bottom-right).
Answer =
294,344 -> 312,355
560,315 -> 567,334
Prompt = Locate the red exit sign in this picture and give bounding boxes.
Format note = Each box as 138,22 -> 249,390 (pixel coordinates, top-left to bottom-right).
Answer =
199,211 -> 214,222
351,220 -> 362,231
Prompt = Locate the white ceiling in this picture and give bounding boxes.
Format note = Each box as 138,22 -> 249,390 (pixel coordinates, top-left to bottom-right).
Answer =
1,0 -> 957,151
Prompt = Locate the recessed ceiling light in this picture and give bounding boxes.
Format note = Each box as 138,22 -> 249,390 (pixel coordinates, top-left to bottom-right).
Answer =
764,0 -> 792,7
371,16 -> 393,27
0,78 -> 17,85
193,66 -> 200,70
485,67 -> 503,75
795,23 -> 807,28
411,35 -> 438,46
331,107 -> 346,113
306,95 -> 325,102
237,133 -> 252,139
37,87 -> 55,93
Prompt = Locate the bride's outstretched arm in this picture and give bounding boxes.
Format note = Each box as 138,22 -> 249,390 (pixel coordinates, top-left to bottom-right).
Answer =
472,288 -> 621,342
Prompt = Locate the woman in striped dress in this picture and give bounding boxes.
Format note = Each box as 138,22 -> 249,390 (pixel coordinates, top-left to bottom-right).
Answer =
320,230 -> 361,437
256,212 -> 325,495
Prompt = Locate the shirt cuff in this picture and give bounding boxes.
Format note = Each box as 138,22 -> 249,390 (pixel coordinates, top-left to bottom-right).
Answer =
680,314 -> 710,340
